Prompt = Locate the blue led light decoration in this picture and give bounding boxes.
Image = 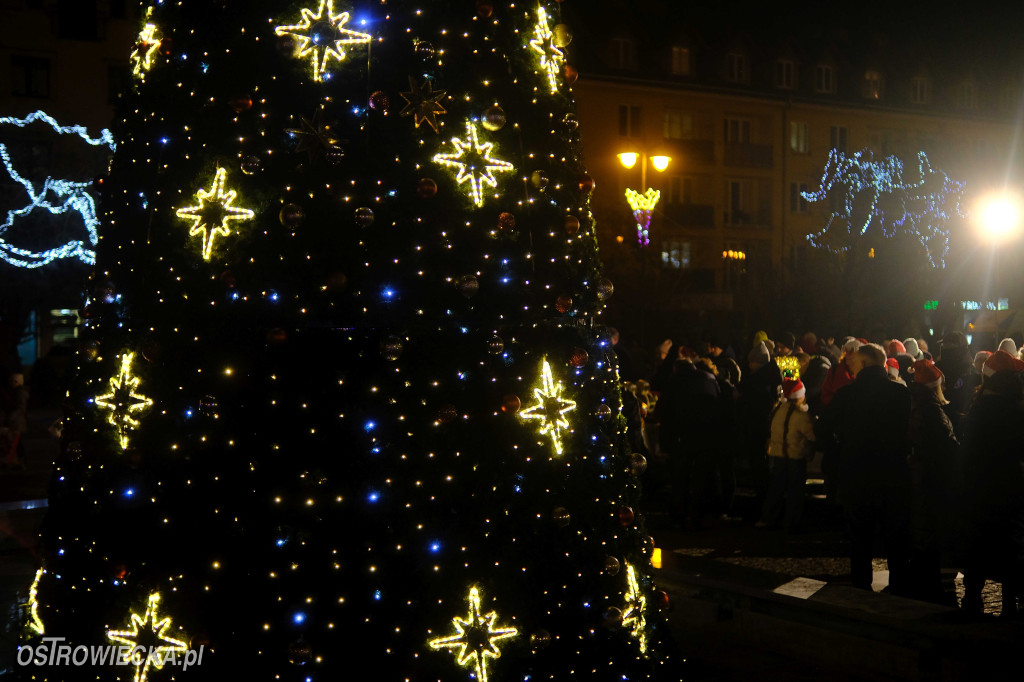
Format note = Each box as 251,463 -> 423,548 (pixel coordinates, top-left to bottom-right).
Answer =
801,148 -> 965,267
0,110 -> 116,268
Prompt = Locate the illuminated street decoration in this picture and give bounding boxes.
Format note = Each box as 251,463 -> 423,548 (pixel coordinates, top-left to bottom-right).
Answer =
274,0 -> 372,82
801,149 -> 965,267
26,568 -> 45,636
529,6 -> 565,94
0,110 -> 115,268
519,359 -> 577,455
621,564 -> 648,654
428,585 -> 518,682
107,592 -> 188,682
131,7 -> 162,79
625,188 -> 660,247
776,355 -> 800,380
175,167 -> 255,260
94,352 -> 153,450
432,120 -> 514,207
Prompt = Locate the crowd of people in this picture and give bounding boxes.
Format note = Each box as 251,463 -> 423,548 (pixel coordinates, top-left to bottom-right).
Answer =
616,328 -> 1024,614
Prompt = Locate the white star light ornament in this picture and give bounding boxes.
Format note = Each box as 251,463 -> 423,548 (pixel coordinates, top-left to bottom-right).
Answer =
429,586 -> 518,682
275,0 -> 372,82
107,593 -> 188,682
529,6 -> 566,94
432,120 -> 515,207
518,359 -> 577,455
174,167 -> 255,261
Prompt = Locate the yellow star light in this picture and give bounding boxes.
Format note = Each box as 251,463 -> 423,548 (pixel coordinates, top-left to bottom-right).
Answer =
107,592 -> 188,682
95,352 -> 153,451
529,6 -> 565,94
174,167 -> 255,261
621,564 -> 648,654
518,359 -> 577,455
274,0 -> 372,82
432,120 -> 514,207
131,7 -> 162,79
399,76 -> 448,134
428,586 -> 518,682
26,568 -> 45,636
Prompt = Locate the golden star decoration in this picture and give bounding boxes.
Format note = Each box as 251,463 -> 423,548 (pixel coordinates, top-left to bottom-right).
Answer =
174,167 -> 255,261
428,586 -> 518,682
529,6 -> 565,94
621,563 -> 648,654
285,108 -> 340,163
94,352 -> 153,451
107,592 -> 188,682
25,568 -> 45,636
432,120 -> 514,208
274,0 -> 371,82
130,7 -> 162,79
399,76 -> 447,133
518,359 -> 577,456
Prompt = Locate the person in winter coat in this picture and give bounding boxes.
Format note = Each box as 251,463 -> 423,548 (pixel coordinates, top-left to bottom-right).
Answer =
736,342 -> 782,509
817,344 -> 912,593
4,373 -> 28,469
757,378 -> 816,532
907,359 -> 960,604
820,338 -> 862,406
961,350 -> 1024,616
936,331 -> 978,440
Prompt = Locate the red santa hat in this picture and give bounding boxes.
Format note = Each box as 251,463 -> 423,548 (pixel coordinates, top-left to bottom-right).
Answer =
886,340 -> 906,357
782,378 -> 805,400
983,349 -> 1024,376
885,357 -> 900,378
909,359 -> 943,387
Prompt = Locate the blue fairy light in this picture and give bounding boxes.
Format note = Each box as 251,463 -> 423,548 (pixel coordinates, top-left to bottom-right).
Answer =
293,612 -> 306,624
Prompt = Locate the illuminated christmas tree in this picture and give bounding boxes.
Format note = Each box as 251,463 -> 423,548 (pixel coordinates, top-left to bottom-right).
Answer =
29,1 -> 677,680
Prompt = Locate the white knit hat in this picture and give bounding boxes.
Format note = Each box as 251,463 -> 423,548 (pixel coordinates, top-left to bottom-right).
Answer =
903,338 -> 923,360
998,337 -> 1017,356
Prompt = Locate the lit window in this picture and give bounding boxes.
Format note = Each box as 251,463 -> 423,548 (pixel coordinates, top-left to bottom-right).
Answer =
670,46 -> 691,76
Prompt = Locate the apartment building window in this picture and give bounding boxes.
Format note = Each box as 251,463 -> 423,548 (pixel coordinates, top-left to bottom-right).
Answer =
814,64 -> 835,93
663,110 -> 693,140
863,70 -> 883,99
670,46 -> 691,76
669,176 -> 694,204
790,182 -> 809,213
725,179 -> 752,225
830,125 -> 848,153
724,117 -> 751,144
609,38 -> 638,70
619,105 -> 642,137
911,76 -> 930,104
790,121 -> 809,154
661,241 -> 692,269
958,81 -> 979,110
775,60 -> 795,89
11,56 -> 50,97
726,53 -> 748,84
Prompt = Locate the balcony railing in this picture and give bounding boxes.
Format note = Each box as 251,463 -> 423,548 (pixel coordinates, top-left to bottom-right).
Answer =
724,142 -> 773,168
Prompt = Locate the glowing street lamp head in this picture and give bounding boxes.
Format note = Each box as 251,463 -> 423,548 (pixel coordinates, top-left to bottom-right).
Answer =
617,152 -> 638,169
650,155 -> 671,172
976,193 -> 1023,242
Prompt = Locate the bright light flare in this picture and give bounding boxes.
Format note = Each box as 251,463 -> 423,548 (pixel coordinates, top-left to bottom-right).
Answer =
650,155 -> 671,172
976,193 -> 1023,242
617,152 -> 638,169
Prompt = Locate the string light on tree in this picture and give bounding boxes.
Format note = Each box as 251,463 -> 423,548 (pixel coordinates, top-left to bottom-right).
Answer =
518,358 -> 577,455
131,7 -> 162,80
621,564 -> 648,655
94,352 -> 153,451
625,188 -> 660,247
0,110 -> 115,268
432,119 -> 514,207
107,592 -> 188,682
174,167 -> 255,261
801,148 -> 965,267
428,585 -> 518,682
274,0 -> 372,82
529,6 -> 566,94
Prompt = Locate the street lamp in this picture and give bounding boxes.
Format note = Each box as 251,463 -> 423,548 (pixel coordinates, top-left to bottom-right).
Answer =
975,192 -> 1023,243
618,151 -> 671,247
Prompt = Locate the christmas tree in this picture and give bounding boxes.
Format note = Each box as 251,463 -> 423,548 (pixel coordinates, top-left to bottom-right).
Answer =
27,0 -> 676,679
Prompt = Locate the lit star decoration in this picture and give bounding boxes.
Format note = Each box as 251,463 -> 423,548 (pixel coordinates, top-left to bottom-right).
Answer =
529,6 -> 565,94
801,148 -> 965,267
26,568 -> 45,636
274,0 -> 372,82
174,167 -> 255,261
399,76 -> 448,133
621,564 -> 648,654
518,359 -> 577,455
285,108 -> 340,163
131,7 -> 162,79
428,586 -> 518,682
625,188 -> 661,247
432,120 -> 515,208
94,352 -> 154,451
107,592 -> 188,682
0,110 -> 115,268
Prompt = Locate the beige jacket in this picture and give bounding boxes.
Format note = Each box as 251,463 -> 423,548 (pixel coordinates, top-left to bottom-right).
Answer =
768,400 -> 816,460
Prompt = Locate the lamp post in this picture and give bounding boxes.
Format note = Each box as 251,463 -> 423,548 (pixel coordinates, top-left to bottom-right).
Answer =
618,151 -> 671,247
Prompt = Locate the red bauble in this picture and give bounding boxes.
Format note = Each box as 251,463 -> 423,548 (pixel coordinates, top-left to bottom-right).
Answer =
564,64 -> 579,85
555,295 -> 572,314
564,215 -> 580,235
476,0 -> 494,18
498,212 -> 516,231
112,563 -> 128,579
655,590 -> 670,610
618,506 -> 635,526
501,394 -> 521,414
569,347 -> 589,367
417,178 -> 438,198
369,90 -> 390,112
578,174 -> 595,193
229,95 -> 253,113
